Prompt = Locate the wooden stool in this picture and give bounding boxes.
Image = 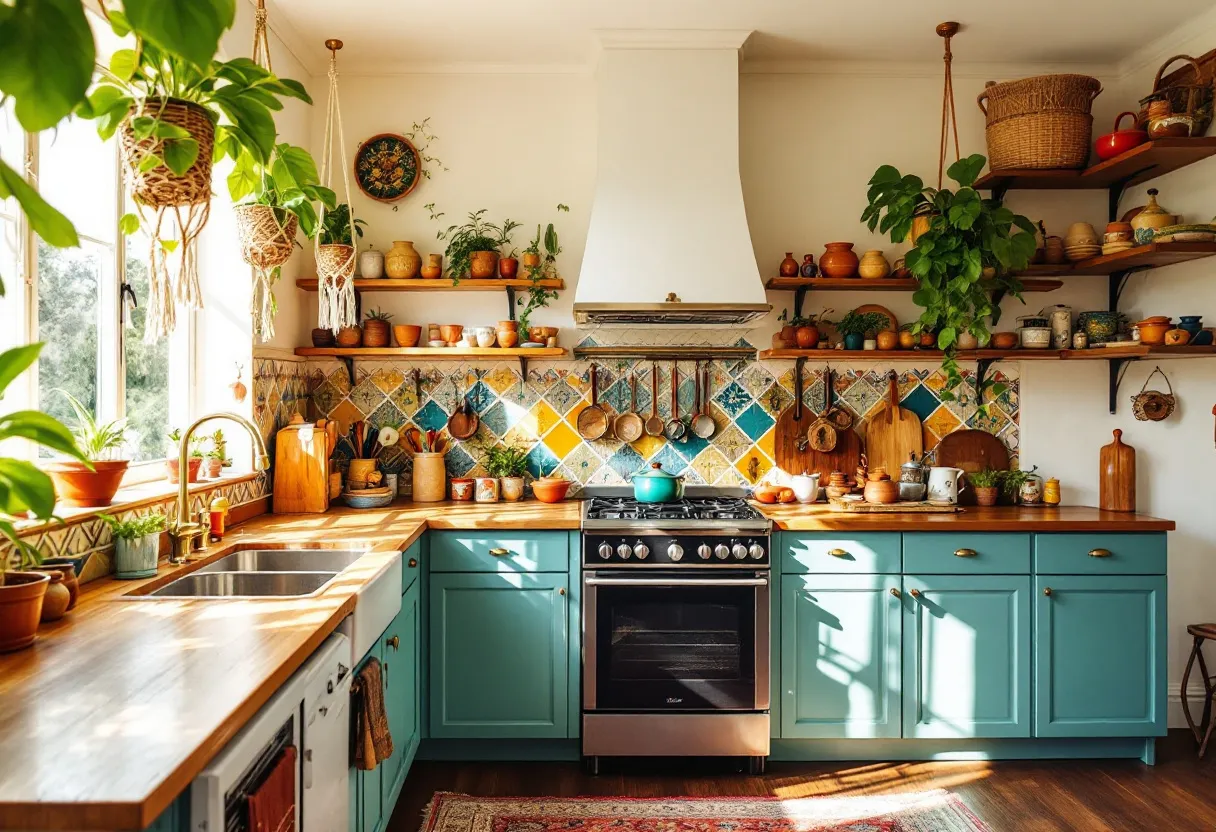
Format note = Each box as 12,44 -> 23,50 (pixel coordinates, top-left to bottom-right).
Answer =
1181,623 -> 1216,757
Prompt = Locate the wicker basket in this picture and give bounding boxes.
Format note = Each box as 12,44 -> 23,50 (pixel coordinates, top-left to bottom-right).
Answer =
235,205 -> 298,270
120,98 -> 215,207
316,243 -> 356,281
978,74 -> 1102,170
1137,55 -> 1213,137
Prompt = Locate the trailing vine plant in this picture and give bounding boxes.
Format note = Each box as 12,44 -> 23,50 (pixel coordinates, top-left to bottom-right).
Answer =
861,154 -> 1036,401
517,204 -> 569,335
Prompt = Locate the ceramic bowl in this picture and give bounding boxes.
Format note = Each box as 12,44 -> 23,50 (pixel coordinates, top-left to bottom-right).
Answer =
990,331 -> 1019,350
531,477 -> 572,503
1102,241 -> 1135,255
439,324 -> 463,343
1018,326 -> 1053,349
1136,319 -> 1172,345
342,488 -> 394,509
1153,224 -> 1216,243
1076,310 -> 1121,343
427,339 -> 447,348
1064,222 -> 1100,247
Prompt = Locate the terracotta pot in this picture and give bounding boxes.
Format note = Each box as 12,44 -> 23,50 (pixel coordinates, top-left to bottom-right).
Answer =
363,319 -> 391,348
498,320 -> 518,332
167,457 -> 203,485
876,330 -> 899,350
858,250 -> 891,279
469,250 -> 499,279
204,458 -> 222,478
779,252 -> 799,277
974,485 -> 1000,507
499,257 -> 519,279
450,478 -> 475,501
421,253 -> 443,279
383,240 -> 421,279
898,330 -> 917,350
394,324 -> 422,347
795,325 -> 819,349
919,331 -> 937,348
45,460 -> 128,507
439,324 -> 464,344
991,331 -> 1019,350
38,570 -> 70,622
531,477 -> 571,503
819,242 -> 859,278
497,329 -> 519,348
0,572 -> 49,652
863,478 -> 900,504
335,326 -> 362,347
311,328 -> 335,347
36,562 -> 78,610
521,251 -> 541,272
957,331 -> 980,350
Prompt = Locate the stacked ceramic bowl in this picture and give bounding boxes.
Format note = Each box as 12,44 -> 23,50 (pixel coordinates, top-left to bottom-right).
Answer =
1064,222 -> 1101,261
1102,221 -> 1136,256
1017,315 -> 1052,349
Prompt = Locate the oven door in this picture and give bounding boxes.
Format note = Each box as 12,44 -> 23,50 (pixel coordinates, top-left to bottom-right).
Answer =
583,570 -> 769,712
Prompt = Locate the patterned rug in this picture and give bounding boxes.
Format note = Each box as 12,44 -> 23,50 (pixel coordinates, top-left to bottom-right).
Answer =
421,792 -> 991,832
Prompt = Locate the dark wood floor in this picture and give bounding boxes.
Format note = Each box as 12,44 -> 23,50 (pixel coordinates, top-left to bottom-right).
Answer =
390,730 -> 1216,831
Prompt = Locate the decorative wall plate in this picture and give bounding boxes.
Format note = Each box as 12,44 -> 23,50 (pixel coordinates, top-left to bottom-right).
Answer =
353,133 -> 421,202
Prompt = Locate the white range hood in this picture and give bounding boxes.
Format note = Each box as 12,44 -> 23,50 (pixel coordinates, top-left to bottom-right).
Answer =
573,30 -> 770,327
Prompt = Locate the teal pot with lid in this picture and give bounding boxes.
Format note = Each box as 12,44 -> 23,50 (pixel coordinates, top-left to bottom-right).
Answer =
631,462 -> 685,503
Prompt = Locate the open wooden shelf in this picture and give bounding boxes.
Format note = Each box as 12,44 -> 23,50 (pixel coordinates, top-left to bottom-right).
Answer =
766,275 -> 1064,292
295,277 -> 564,292
1020,241 -> 1216,277
295,347 -> 566,359
974,138 -> 1216,193
758,345 -> 1216,361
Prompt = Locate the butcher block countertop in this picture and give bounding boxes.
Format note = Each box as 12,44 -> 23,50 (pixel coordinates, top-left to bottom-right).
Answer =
756,503 -> 1176,532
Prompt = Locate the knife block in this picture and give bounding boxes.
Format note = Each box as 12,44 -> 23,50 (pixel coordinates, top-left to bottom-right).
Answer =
273,422 -> 331,513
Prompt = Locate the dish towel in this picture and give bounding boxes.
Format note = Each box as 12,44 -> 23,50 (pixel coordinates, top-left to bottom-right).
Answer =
354,657 -> 394,770
247,746 -> 296,832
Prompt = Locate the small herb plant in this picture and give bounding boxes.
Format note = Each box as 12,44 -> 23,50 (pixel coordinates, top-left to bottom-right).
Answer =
211,429 -> 230,467
998,465 -> 1039,500
365,308 -> 394,323
517,205 -> 569,334
167,429 -> 206,459
403,118 -> 448,182
100,512 -> 167,540
968,468 -> 1005,488
485,444 -> 529,479
835,310 -> 888,337
56,389 -> 127,462
437,209 -> 520,283
318,203 -> 367,247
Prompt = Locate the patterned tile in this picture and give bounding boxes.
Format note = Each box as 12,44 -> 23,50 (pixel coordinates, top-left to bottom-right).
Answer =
413,400 -> 449,433
371,367 -> 405,396
758,383 -> 793,418
350,377 -> 386,415
543,421 -> 583,461
713,381 -> 753,418
562,443 -> 602,484
649,443 -> 688,477
840,376 -> 882,419
605,444 -> 647,481
691,447 -> 732,485
368,399 -> 405,429
444,444 -> 476,478
734,447 -> 772,484
525,443 -> 560,479
711,422 -> 752,462
901,383 -> 941,423
923,406 -> 962,441
480,402 -> 515,438
735,403 -> 775,442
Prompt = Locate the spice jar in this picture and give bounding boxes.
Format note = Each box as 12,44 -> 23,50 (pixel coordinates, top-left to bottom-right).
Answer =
1042,478 -> 1061,506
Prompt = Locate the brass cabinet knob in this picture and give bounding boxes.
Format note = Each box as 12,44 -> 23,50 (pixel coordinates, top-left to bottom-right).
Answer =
558,587 -> 566,596
1044,587 -> 1052,597
827,548 -> 849,557
489,547 -> 509,556
890,587 -> 901,598
408,557 -> 417,568
954,548 -> 977,558
1088,548 -> 1112,558
909,588 -> 921,598
386,635 -> 399,651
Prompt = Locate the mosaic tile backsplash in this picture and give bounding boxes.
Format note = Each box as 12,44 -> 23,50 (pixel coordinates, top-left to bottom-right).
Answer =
303,358 -> 1020,496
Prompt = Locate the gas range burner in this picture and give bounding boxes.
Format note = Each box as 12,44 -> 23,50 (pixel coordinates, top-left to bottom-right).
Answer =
585,496 -> 762,522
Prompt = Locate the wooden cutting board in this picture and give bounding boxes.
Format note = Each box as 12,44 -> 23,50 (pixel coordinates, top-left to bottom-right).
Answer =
808,425 -> 863,483
829,497 -> 958,513
933,428 -> 1010,505
866,373 -> 923,476
774,371 -> 814,476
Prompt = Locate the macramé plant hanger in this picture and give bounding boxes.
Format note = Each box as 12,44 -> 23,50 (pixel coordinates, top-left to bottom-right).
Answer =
315,39 -> 359,334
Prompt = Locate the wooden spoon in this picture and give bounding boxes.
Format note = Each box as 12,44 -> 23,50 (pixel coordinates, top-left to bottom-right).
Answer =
577,363 -> 608,440
645,363 -> 665,437
664,363 -> 685,441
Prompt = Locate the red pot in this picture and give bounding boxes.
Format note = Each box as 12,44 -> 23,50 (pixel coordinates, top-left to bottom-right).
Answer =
1095,112 -> 1148,161
45,460 -> 128,507
819,242 -> 859,278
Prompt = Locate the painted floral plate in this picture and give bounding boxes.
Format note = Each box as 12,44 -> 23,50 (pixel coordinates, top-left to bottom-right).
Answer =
354,133 -> 421,202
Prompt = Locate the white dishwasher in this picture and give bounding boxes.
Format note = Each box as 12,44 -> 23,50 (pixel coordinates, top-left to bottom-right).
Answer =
191,632 -> 352,831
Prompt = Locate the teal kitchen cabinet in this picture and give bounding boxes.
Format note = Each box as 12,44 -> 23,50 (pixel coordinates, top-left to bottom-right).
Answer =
351,641 -> 385,832
1035,574 -> 1167,737
902,574 -> 1031,739
429,571 -> 569,739
146,793 -> 189,832
779,532 -> 901,575
781,573 -> 902,738
382,579 -> 422,811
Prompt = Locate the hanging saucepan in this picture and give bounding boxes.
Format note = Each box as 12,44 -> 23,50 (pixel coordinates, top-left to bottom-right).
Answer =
577,363 -> 609,440
1131,365 -> 1175,422
631,462 -> 686,503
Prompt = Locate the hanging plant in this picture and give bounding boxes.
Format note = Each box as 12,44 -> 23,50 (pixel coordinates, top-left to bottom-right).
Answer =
860,154 -> 1037,400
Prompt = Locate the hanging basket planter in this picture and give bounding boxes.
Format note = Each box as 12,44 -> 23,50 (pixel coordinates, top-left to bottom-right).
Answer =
317,243 -> 355,279
119,98 -> 215,207
235,204 -> 298,270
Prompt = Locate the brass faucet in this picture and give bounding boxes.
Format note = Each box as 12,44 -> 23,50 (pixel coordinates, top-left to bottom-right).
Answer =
169,412 -> 270,563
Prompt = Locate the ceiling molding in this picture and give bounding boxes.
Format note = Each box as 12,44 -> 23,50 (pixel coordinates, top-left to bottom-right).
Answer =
337,62 -> 594,77
740,59 -> 1119,80
594,29 -> 753,51
1117,5 -> 1216,82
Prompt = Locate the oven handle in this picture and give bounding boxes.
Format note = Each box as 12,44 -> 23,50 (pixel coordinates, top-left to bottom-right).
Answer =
584,576 -> 769,587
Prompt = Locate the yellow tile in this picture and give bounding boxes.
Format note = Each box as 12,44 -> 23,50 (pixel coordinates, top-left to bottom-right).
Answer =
734,447 -> 772,484
371,367 -> 405,395
543,421 -> 583,460
530,399 -> 560,437
692,447 -> 732,485
484,366 -> 518,396
328,399 -> 363,438
503,424 -> 534,448
630,433 -> 666,460
756,425 -> 776,461
923,406 -> 961,441
923,371 -> 948,394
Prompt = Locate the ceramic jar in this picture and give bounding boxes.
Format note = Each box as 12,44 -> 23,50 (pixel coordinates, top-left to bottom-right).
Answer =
1073,331 -> 1089,349
1044,236 -> 1066,265
347,459 -> 378,489
957,331 -> 980,350
359,247 -> 385,279
858,250 -> 891,279
474,476 -> 500,503
844,332 -> 865,350
799,254 -> 817,277
114,532 -> 160,579
1019,475 -> 1044,504
1064,222 -> 1099,248
497,320 -> 518,348
863,476 -> 900,504
820,242 -> 860,278
1178,315 -> 1204,337
38,571 -> 71,622
500,476 -> 525,502
384,241 -> 421,279
450,478 -> 474,501
475,326 -> 497,348
412,453 -> 446,502
36,562 -> 78,610
1042,304 -> 1072,350
1130,188 -> 1175,243
779,252 -> 799,277
421,253 -> 443,279
499,257 -> 519,279
1043,477 -> 1061,505
790,473 -> 820,504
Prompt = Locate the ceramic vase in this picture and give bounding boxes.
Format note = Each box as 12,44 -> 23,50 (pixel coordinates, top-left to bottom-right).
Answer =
500,476 -> 525,502
779,252 -> 799,277
475,476 -> 500,503
799,255 -> 817,277
1178,315 -> 1204,336
844,333 -> 865,350
819,242 -> 859,278
38,572 -> 70,622
421,253 -> 443,279
1130,188 -> 1174,243
858,250 -> 891,279
499,257 -> 519,279
115,532 -> 160,579
385,241 -> 421,279
359,248 -> 385,279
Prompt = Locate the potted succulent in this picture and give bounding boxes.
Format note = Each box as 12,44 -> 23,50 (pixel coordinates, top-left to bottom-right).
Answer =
485,444 -> 529,502
969,468 -> 1004,506
437,209 -> 520,283
0,345 -> 85,651
44,390 -> 129,507
211,429 -> 231,471
203,448 -> 225,479
166,429 -> 205,484
363,308 -> 394,348
102,512 -> 167,579
836,310 -> 886,351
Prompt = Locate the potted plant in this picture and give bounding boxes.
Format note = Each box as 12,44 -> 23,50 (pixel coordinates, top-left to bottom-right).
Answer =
437,209 -> 520,283
44,390 -> 129,507
203,448 -> 224,479
969,468 -> 1004,506
0,345 -> 85,651
317,203 -> 367,282
861,154 -> 1036,400
516,207 -> 568,335
485,444 -> 529,502
836,310 -> 886,351
211,429 -> 231,470
999,465 -> 1040,505
363,308 -> 394,348
166,430 -> 205,484
102,512 -> 167,579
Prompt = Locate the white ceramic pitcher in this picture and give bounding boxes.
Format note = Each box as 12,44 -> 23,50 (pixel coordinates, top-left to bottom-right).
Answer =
927,467 -> 966,504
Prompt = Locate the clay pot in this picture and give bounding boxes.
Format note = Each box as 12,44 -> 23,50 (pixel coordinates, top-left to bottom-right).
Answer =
38,570 -> 70,622
957,331 -> 980,350
0,572 -> 49,652
347,459 -> 378,490
45,460 -> 128,507
521,252 -> 541,271
858,250 -> 891,279
779,252 -> 799,277
421,253 -> 443,279
394,324 -> 422,347
384,240 -> 421,279
795,324 -> 819,349
974,485 -> 1000,507
991,331 -> 1020,350
498,320 -> 518,332
167,457 -> 203,484
779,324 -> 797,343
439,324 -> 464,344
920,331 -> 937,348
1164,328 -> 1190,346
363,319 -> 391,348
204,457 -> 222,478
819,242 -> 859,278
863,478 -> 900,504
468,250 -> 499,279
335,326 -> 362,347
499,257 -> 519,279
531,476 -> 571,503
898,330 -> 916,350
876,330 -> 899,350
311,328 -> 335,347
36,562 -> 78,610
500,476 -> 525,502
1136,319 -> 1172,345
497,328 -> 519,348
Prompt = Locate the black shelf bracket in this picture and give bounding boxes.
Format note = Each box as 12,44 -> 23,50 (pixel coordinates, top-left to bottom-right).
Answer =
1107,166 -> 1158,222
992,183 -> 1009,204
338,356 -> 357,388
975,356 -> 1000,397
1108,266 -> 1151,312
1108,357 -> 1138,414
505,286 -> 517,321
793,285 -> 810,320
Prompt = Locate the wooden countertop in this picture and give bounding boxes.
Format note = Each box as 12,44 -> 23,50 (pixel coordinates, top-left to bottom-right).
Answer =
755,503 -> 1176,531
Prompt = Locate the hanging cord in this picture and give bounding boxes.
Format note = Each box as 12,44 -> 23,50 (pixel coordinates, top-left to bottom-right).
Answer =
251,0 -> 273,74
937,22 -> 961,190
315,40 -> 358,333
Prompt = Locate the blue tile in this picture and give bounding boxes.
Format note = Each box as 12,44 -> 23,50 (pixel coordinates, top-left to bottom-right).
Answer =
901,384 -> 941,423
545,379 -> 581,414
735,402 -> 775,442
480,401 -> 512,437
526,443 -> 560,479
444,444 -> 476,477
467,381 -> 496,415
368,399 -> 405,429
673,431 -> 710,463
649,443 -> 688,476
713,381 -> 752,418
605,444 -> 647,481
413,400 -> 449,433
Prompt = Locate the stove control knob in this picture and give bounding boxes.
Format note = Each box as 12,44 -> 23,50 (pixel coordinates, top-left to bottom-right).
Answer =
617,543 -> 632,559
597,543 -> 613,560
732,543 -> 748,560
667,543 -> 683,562
714,544 -> 730,560
634,542 -> 650,560
697,544 -> 712,560
749,543 -> 766,560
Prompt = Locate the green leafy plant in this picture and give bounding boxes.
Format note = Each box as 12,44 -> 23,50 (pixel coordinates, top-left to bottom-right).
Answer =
517,205 -> 568,334
998,465 -> 1039,500
210,429 -> 230,467
484,444 -> 529,479
436,209 -> 520,283
835,310 -> 887,337
861,154 -> 1037,400
318,203 -> 367,246
56,389 -> 128,462
100,511 -> 167,540
166,429 -> 205,459
404,118 -> 447,181
365,308 -> 394,323
968,468 -> 1005,488
228,143 -> 337,240
0,345 -> 87,576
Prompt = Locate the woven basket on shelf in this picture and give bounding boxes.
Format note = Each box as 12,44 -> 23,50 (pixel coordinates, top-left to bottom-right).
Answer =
120,98 -> 215,207
1137,55 -> 1213,137
978,74 -> 1102,170
234,205 -> 298,270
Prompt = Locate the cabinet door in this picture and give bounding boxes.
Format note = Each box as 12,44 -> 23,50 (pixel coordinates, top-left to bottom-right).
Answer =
781,574 -> 902,738
1035,575 -> 1167,737
382,579 -> 421,812
902,574 -> 1031,738
430,571 -> 568,738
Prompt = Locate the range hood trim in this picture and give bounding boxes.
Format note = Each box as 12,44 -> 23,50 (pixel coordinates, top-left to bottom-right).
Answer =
573,302 -> 771,327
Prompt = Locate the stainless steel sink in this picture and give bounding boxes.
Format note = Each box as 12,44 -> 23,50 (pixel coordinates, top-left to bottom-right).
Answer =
146,571 -> 338,598
194,548 -> 367,574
